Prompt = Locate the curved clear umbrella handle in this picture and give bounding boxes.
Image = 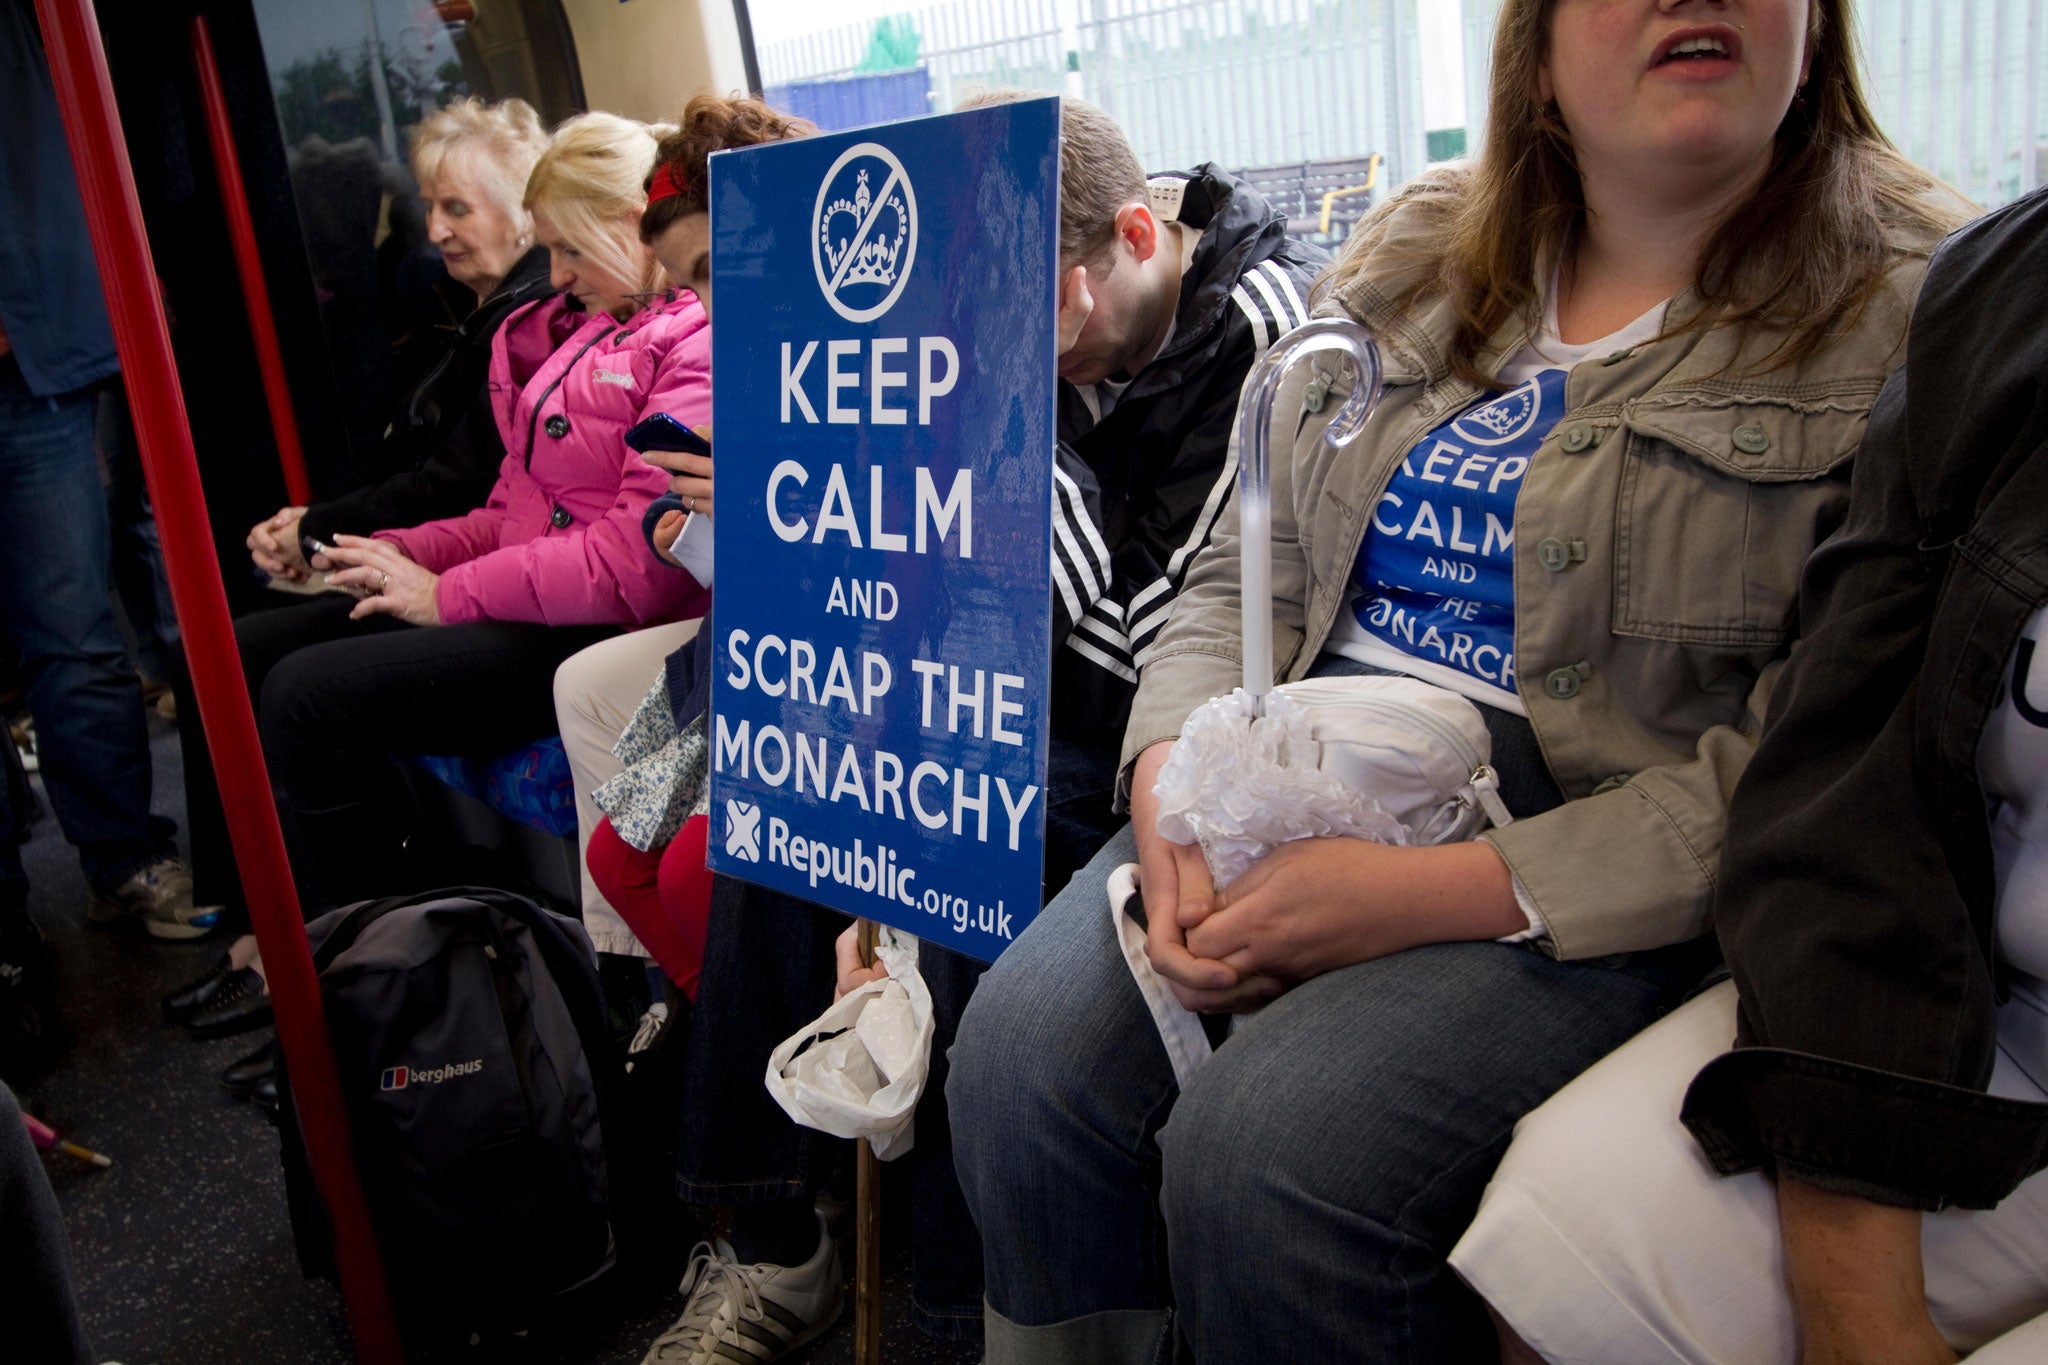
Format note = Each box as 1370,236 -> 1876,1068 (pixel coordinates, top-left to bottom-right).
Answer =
1235,317 -> 1384,699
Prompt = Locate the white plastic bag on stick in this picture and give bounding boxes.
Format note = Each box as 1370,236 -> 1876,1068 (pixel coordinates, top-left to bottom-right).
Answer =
765,928 -> 931,1160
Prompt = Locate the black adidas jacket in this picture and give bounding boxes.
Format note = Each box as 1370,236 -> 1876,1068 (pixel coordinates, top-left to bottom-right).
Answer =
1050,164 -> 1327,746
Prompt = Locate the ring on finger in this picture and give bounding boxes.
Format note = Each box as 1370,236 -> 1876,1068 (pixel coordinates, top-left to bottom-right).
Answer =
685,495 -> 697,513
380,571 -> 391,593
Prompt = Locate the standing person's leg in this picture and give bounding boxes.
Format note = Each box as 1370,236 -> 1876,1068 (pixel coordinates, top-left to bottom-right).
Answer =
949,824 -> 1185,1363
257,619 -> 614,909
1157,937 -> 1715,1363
98,376 -> 179,685
0,363 -> 186,919
552,620 -> 698,948
0,1080 -> 93,1365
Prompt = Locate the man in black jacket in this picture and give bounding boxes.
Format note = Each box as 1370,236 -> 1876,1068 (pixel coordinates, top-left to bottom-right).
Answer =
1031,96 -> 1327,884
651,97 -> 1328,1361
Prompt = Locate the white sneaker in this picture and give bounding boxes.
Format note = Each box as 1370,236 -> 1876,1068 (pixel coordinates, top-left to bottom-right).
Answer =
641,1215 -> 843,1363
86,857 -> 222,940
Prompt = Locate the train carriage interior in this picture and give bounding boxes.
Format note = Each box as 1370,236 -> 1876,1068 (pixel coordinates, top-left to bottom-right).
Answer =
3,0 -> 2044,1362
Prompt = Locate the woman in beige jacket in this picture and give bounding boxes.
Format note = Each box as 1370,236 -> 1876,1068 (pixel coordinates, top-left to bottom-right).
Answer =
947,2 -> 1970,1361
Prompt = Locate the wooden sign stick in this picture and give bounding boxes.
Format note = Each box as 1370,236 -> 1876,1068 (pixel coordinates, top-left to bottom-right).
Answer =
854,917 -> 883,1364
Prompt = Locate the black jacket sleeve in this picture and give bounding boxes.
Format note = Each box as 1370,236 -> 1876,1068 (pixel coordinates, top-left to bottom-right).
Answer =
1681,192 -> 2048,1212
298,396 -> 505,543
1050,440 -> 1131,680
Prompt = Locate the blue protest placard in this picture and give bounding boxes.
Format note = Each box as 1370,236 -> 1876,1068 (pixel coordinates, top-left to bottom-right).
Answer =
706,98 -> 1059,962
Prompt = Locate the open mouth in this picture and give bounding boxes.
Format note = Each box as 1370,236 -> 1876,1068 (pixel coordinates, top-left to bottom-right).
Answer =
1652,27 -> 1741,69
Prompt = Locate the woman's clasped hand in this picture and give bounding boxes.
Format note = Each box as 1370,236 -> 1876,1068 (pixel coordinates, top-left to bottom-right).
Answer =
319,535 -> 441,626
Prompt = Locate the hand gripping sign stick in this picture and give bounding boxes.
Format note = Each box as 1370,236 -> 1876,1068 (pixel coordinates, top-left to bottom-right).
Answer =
34,2 -> 404,1358
1236,318 -> 1385,702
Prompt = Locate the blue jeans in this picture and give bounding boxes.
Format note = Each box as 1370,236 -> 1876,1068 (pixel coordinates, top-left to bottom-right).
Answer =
0,359 -> 171,901
949,672 -> 1713,1362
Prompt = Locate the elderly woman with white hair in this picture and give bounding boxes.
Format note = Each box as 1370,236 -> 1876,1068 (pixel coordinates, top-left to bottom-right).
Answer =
246,95 -> 555,579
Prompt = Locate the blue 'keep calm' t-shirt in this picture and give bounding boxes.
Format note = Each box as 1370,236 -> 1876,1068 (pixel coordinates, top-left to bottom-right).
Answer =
1326,301 -> 1667,715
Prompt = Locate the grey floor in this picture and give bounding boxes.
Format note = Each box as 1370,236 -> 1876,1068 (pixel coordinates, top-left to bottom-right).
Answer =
13,710 -> 979,1365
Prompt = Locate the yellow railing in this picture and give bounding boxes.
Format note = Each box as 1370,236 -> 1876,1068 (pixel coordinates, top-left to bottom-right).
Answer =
1318,153 -> 1383,236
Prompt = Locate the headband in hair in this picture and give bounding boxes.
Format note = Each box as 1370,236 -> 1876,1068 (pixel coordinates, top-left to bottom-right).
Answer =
647,161 -> 690,207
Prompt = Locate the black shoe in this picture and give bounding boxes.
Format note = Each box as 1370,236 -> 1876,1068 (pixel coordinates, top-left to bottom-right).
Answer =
181,969 -> 271,1040
162,952 -> 234,1023
250,1070 -> 279,1119
220,1037 -> 275,1096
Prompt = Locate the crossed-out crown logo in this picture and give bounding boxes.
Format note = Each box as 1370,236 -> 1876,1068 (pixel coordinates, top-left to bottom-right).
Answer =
1450,376 -> 1544,447
812,142 -> 918,324
379,1058 -> 483,1091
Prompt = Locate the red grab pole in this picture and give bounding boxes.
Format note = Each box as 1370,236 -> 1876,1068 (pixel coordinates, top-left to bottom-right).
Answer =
188,15 -> 311,506
31,3 -> 404,1360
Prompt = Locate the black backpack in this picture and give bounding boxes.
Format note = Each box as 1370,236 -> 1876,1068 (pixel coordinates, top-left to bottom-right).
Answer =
276,886 -> 620,1331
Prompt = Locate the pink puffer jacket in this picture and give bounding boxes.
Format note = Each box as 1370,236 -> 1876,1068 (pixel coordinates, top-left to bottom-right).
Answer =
378,291 -> 710,627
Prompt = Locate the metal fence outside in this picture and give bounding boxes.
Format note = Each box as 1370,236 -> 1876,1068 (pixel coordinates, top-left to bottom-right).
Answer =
756,0 -> 1430,189
756,0 -> 2046,213
756,0 -> 1067,116
1072,0 -> 1426,183
1860,0 -> 2046,206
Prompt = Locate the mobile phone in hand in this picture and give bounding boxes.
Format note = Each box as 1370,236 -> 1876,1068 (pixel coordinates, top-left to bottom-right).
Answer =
626,413 -> 711,457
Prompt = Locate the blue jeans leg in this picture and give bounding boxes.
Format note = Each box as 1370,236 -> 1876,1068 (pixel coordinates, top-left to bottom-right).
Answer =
1161,938 -> 1708,1362
951,820 -> 1711,1363
0,363 -> 168,893
950,824 -> 1180,1328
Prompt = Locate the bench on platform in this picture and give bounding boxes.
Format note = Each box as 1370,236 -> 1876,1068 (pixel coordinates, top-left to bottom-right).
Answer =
1236,153 -> 1384,247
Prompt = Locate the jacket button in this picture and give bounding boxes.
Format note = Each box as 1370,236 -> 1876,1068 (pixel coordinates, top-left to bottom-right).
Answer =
1544,662 -> 1591,699
545,414 -> 570,439
1558,422 -> 1595,454
1302,370 -> 1331,414
1538,537 -> 1571,571
550,504 -> 571,529
1731,424 -> 1770,455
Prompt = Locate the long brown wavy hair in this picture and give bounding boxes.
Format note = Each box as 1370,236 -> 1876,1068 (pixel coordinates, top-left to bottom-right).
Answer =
1318,0 -> 1971,386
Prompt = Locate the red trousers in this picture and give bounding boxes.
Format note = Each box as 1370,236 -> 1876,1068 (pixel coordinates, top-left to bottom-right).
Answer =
584,813 -> 712,1000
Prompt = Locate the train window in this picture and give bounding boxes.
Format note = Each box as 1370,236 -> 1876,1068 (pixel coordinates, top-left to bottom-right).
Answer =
248,0 -> 584,474
744,0 -> 2047,249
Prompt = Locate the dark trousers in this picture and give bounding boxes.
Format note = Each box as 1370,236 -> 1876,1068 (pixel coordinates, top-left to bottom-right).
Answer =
184,591 -> 610,914
0,358 -> 173,901
2,1079 -> 92,1364
676,730 -> 1124,1339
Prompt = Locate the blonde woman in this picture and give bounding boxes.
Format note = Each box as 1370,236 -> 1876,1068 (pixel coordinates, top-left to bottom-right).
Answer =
946,1 -> 1972,1360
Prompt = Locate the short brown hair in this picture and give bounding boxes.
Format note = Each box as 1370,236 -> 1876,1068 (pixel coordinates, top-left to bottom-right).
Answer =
959,91 -> 1143,270
639,92 -> 817,243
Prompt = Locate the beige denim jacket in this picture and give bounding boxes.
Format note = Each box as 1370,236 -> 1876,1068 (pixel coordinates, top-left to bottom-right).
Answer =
1123,192 -> 1943,960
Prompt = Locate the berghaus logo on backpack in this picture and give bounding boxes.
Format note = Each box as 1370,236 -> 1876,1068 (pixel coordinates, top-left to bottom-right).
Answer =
379,1058 -> 484,1090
